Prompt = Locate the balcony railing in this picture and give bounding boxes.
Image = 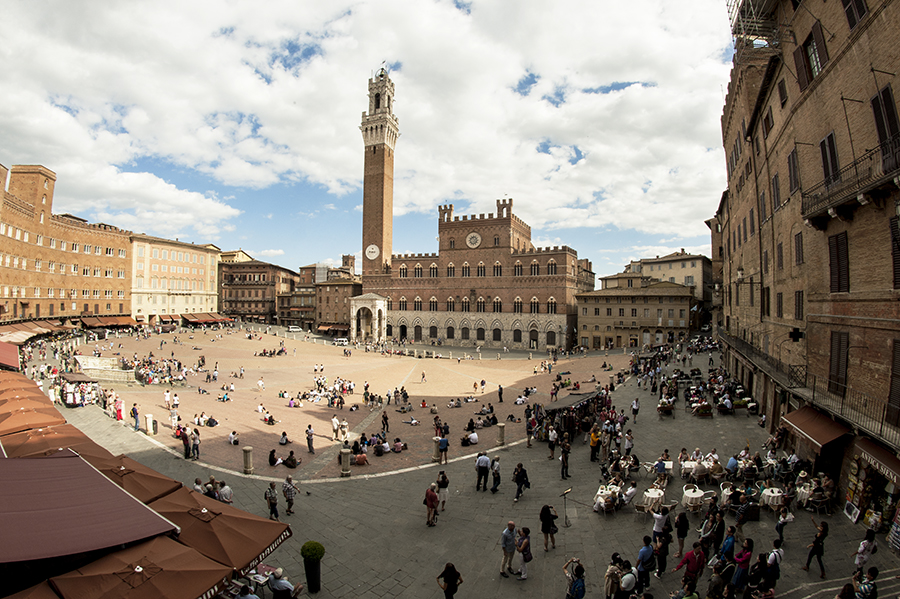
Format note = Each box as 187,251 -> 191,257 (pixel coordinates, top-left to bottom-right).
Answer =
802,134 -> 900,218
718,328 -> 900,451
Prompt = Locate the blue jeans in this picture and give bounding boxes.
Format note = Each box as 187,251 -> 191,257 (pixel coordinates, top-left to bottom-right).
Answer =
192,444 -> 199,460
515,483 -> 525,499
133,416 -> 140,431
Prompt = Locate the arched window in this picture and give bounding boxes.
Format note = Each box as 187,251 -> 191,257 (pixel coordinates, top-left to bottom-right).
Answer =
399,297 -> 407,310
414,264 -> 423,278
375,93 -> 381,109
547,260 -> 558,275
429,264 -> 438,277
493,328 -> 502,341
461,327 -> 470,340
530,297 -> 540,313
461,297 -> 470,312
530,261 -> 540,276
547,331 -> 557,346
513,329 -> 522,342
514,297 -> 523,313
414,297 -> 422,311
449,238 -> 456,249
386,298 -> 393,310
399,264 -> 408,278
446,263 -> 455,277
494,235 -> 500,246
547,298 -> 557,314
493,298 -> 502,312
476,327 -> 485,341
461,263 -> 471,277
493,262 -> 502,276
514,262 -> 523,276
446,297 -> 455,312
476,297 -> 486,312
429,297 -> 438,311
447,326 -> 455,339
429,325 -> 438,338
476,262 -> 485,277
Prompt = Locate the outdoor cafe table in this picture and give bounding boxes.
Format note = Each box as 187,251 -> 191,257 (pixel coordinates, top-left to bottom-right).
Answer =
796,484 -> 812,505
681,460 -> 714,476
594,484 -> 621,505
682,487 -> 704,507
642,488 -> 664,508
761,488 -> 784,507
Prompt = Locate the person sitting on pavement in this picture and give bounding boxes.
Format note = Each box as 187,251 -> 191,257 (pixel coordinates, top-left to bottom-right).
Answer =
355,452 -> 368,466
283,451 -> 299,468
268,449 -> 283,466
279,432 -> 292,445
393,438 -> 404,453
228,431 -> 239,445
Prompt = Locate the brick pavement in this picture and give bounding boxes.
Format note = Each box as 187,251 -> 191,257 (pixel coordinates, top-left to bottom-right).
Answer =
52,338 -> 900,598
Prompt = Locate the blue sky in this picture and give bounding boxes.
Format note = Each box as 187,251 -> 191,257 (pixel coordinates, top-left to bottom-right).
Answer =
0,0 -> 735,280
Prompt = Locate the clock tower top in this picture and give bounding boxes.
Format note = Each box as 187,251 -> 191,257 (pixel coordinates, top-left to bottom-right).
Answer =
360,68 -> 400,150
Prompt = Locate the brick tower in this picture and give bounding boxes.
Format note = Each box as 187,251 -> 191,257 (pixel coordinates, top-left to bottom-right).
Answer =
360,67 -> 399,280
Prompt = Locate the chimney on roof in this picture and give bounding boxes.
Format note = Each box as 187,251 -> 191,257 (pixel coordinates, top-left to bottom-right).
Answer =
681,248 -> 685,254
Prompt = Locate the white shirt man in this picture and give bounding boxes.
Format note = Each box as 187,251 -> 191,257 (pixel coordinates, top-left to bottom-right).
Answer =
468,431 -> 479,445
331,416 -> 340,441
705,449 -> 719,462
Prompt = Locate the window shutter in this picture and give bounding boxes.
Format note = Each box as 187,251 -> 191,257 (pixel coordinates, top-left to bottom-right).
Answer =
794,46 -> 810,91
891,217 -> 900,289
842,0 -> 860,29
829,331 -> 849,395
889,340 -> 900,425
837,232 -> 850,292
829,234 -> 840,292
812,21 -> 829,66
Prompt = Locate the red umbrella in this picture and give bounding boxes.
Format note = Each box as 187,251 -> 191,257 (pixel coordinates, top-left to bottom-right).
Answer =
0,406 -> 65,437
0,424 -> 113,460
49,536 -> 232,599
83,454 -> 182,504
149,487 -> 292,577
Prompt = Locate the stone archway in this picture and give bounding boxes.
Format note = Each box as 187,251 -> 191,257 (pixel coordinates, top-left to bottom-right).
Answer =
350,294 -> 388,343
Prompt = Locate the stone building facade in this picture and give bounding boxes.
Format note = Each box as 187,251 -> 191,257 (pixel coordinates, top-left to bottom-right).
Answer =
577,277 -> 694,349
0,164 -> 132,322
219,251 -> 299,324
316,279 -> 362,336
352,69 -> 594,350
626,250 -> 713,306
130,234 -> 219,324
715,0 -> 900,529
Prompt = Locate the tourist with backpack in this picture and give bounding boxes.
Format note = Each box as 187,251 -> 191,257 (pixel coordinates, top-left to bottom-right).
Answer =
563,557 -> 586,599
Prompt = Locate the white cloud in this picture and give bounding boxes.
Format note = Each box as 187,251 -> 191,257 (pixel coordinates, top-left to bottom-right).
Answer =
0,0 -> 733,249
254,249 -> 286,257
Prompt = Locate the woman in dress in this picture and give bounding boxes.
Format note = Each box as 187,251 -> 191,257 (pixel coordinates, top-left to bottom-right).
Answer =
539,504 -> 558,551
800,517 -> 828,578
674,511 -> 690,558
732,538 -> 754,591
115,397 -> 123,421
436,563 -> 463,598
851,529 -> 876,575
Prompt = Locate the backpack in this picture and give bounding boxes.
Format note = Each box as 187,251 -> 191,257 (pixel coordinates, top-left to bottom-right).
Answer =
566,577 -> 586,599
767,550 -> 781,581
642,548 -> 657,572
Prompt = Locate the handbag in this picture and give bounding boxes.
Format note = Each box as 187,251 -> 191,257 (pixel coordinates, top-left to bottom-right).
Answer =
550,524 -> 559,535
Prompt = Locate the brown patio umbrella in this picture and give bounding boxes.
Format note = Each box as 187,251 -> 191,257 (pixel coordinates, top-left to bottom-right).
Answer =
0,424 -> 113,460
7,581 -> 61,599
49,536 -> 232,599
0,406 -> 65,437
0,396 -> 54,413
83,454 -> 182,504
0,388 -> 49,401
149,487 -> 292,577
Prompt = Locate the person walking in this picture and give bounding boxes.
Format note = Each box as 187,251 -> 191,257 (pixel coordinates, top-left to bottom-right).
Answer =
498,385 -> 503,403
513,463 -> 529,502
539,505 -> 558,551
436,563 -> 463,598
563,558 -> 586,599
439,434 -> 449,464
180,426 -> 191,459
331,414 -> 340,441
475,452 -> 491,491
732,538 -> 753,592
852,529 -> 877,575
774,507 -> 792,542
636,535 -> 655,593
282,475 -> 300,515
264,482 -> 279,521
131,403 -> 140,431
515,526 -> 532,581
560,438 -> 571,479
526,418 -> 534,448
437,471 -> 450,511
490,456 -> 502,493
655,532 -> 671,581
382,412 -> 389,433
672,541 -> 705,586
800,517 -> 828,578
631,398 -> 640,423
548,426 -> 558,459
190,428 -> 200,461
589,424 -> 601,462
421,371 -> 426,383
500,521 -> 517,578
305,425 -> 315,454
764,539 -> 784,590
425,482 -> 439,526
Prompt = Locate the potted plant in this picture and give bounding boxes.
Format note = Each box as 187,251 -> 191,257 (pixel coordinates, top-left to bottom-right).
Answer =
301,541 -> 325,593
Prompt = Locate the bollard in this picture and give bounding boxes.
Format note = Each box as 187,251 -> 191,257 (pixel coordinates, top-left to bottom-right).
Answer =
496,422 -> 505,446
144,414 -> 154,435
242,446 -> 254,475
497,353 -> 501,360
449,351 -> 452,360
529,352 -> 532,360
478,352 -> 482,360
432,436 -> 442,463
341,448 -> 351,477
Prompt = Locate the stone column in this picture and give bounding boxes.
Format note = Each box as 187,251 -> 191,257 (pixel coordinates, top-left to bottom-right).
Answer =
529,352 -> 533,360
242,446 -> 254,475
341,448 -> 351,477
449,351 -> 453,360
496,422 -> 505,446
432,436 -> 441,463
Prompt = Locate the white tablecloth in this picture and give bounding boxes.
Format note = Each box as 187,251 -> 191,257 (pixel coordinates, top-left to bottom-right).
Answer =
682,488 -> 704,507
796,484 -> 811,505
594,484 -> 621,504
643,488 -> 664,507
760,488 -> 784,507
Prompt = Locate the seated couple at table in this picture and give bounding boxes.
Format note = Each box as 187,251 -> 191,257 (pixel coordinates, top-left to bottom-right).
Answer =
593,480 -> 637,512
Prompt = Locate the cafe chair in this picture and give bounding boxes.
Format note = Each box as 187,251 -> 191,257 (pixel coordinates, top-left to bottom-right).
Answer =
807,496 -> 828,515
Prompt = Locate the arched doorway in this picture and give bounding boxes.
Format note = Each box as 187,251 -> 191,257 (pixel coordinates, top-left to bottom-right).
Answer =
355,307 -> 373,341
529,329 -> 538,349
400,324 -> 408,340
414,325 -> 422,341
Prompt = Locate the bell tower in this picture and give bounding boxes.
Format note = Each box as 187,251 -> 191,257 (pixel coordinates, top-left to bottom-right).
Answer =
360,68 -> 399,279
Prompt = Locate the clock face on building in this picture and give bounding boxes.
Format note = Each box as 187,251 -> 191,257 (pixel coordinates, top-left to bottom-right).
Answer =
466,232 -> 482,248
365,244 -> 380,260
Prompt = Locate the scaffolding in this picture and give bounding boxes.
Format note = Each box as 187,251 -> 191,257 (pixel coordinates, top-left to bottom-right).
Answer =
726,0 -> 781,63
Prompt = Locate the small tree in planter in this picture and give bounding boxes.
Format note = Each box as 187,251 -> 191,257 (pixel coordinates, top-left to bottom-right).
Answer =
301,541 -> 325,593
